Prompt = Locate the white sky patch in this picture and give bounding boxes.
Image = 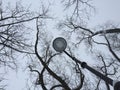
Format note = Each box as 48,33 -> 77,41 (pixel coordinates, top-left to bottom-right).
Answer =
88,0 -> 120,28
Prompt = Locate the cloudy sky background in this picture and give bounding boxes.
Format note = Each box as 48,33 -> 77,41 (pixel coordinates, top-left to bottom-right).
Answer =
2,0 -> 120,90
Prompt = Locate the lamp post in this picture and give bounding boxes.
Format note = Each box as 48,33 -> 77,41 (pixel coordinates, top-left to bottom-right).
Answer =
52,37 -> 120,90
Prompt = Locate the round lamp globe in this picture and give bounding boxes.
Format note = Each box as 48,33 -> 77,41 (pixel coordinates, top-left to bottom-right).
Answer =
53,37 -> 67,52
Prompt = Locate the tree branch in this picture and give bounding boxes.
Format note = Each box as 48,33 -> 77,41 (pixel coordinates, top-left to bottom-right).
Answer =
104,35 -> 120,62
50,85 -> 63,90
34,18 -> 71,90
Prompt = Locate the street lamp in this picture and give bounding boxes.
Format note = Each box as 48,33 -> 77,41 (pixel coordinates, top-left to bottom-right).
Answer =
52,37 -> 120,90
53,37 -> 67,52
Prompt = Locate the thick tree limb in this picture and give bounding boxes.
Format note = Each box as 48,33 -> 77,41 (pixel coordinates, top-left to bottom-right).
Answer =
104,36 -> 120,62
50,85 -> 63,90
34,18 -> 71,90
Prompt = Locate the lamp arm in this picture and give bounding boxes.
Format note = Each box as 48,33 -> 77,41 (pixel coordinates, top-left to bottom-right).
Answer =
64,51 -> 114,86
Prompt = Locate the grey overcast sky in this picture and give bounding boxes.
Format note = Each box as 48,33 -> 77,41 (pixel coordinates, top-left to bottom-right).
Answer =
2,0 -> 120,90
88,0 -> 120,27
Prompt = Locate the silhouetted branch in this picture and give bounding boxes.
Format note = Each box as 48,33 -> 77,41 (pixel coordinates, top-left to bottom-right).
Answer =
104,35 -> 120,62
34,18 -> 71,90
50,84 -> 63,90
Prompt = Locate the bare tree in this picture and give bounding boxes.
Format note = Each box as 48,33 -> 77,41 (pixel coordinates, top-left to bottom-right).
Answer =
61,0 -> 95,21
0,0 -> 48,89
26,16 -> 86,90
2,0 -> 118,90
58,14 -> 120,90
53,0 -> 120,90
